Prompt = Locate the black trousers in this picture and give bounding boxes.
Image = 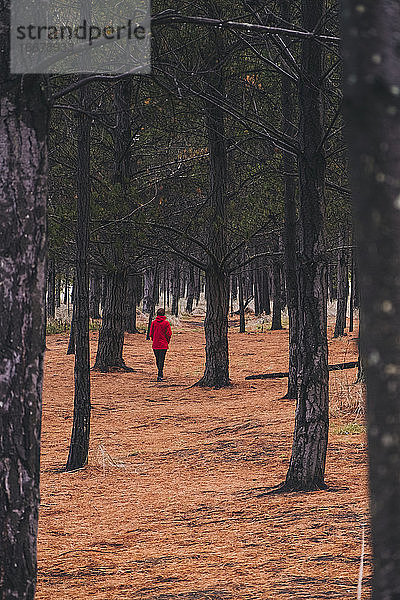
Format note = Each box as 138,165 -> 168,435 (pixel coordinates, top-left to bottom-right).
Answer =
153,349 -> 167,377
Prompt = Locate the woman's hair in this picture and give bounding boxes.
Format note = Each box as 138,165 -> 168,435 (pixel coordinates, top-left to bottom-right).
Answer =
156,308 -> 165,316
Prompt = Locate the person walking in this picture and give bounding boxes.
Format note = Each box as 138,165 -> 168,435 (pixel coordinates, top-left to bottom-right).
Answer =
149,308 -> 172,381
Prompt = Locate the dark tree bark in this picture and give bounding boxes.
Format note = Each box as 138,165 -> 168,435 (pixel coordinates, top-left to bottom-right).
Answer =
0,9 -> 48,595
56,273 -> 61,308
143,267 -> 155,313
280,2 -> 299,399
238,274 -> 246,333
343,4 -> 400,596
46,258 -> 56,319
282,0 -> 329,492
171,261 -> 180,317
64,266 -> 70,305
271,256 -> 283,330
93,269 -> 133,371
67,299 -> 76,355
94,79 -> 133,371
254,260 -> 261,316
89,270 -> 101,319
196,16 -> 230,388
186,265 -> 195,313
333,230 -> 349,337
349,246 -> 355,333
328,263 -> 337,302
124,274 -> 139,333
66,77 -> 91,471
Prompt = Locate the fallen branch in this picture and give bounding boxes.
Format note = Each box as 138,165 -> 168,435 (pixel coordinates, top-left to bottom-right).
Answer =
245,361 -> 358,380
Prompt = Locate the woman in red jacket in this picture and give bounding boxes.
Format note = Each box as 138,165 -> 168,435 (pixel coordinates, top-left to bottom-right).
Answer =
149,308 -> 172,381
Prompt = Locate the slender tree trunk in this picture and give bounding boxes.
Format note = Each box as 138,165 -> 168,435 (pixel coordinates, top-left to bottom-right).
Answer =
66,77 -> 91,471
238,275 -> 246,333
47,257 -> 56,319
0,18 -> 48,594
271,257 -> 283,330
280,4 -> 299,399
89,269 -> 101,319
349,245 -> 355,333
333,230 -> 349,337
343,4 -> 400,596
56,273 -> 61,308
171,261 -> 180,317
186,265 -> 195,313
64,266 -> 70,305
283,0 -> 329,491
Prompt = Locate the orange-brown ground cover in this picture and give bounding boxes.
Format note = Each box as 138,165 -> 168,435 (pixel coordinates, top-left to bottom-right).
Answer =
37,317 -> 371,600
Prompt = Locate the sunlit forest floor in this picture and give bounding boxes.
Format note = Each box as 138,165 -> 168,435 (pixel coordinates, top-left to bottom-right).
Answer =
37,315 -> 370,600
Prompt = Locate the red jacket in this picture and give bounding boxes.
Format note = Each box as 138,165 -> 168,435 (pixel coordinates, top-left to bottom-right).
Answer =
150,315 -> 172,350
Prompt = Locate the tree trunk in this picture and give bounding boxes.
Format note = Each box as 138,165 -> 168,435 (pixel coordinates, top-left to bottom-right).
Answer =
171,261 -> 180,317
0,26 -> 48,596
143,268 -> 155,313
196,14 -> 230,388
64,266 -> 70,305
343,4 -> 400,596
271,257 -> 283,330
238,274 -> 246,333
89,270 -> 101,319
280,5 -> 299,399
186,265 -> 195,313
56,273 -> 61,308
66,77 -> 91,471
67,303 -> 76,355
93,270 -> 132,372
333,231 -> 349,337
349,246 -> 355,333
124,275 -> 139,333
283,0 -> 329,492
46,257 -> 56,319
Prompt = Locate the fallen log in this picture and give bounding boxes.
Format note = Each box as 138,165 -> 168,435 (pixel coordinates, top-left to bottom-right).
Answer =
245,361 -> 359,380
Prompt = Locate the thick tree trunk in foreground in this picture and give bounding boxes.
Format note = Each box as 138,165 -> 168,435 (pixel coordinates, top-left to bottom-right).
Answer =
66,80 -> 91,471
93,270 -> 132,371
333,231 -> 349,337
343,4 -> 400,597
0,24 -> 48,595
283,0 -> 329,492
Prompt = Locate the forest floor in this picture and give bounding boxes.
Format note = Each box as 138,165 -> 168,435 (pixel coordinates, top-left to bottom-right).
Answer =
37,315 -> 370,600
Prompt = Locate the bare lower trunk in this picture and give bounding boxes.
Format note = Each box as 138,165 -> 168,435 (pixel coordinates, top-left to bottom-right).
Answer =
196,267 -> 230,388
333,231 -> 349,338
271,258 -> 283,330
186,265 -> 195,313
0,51 -> 48,598
66,78 -> 91,471
94,270 -> 132,372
